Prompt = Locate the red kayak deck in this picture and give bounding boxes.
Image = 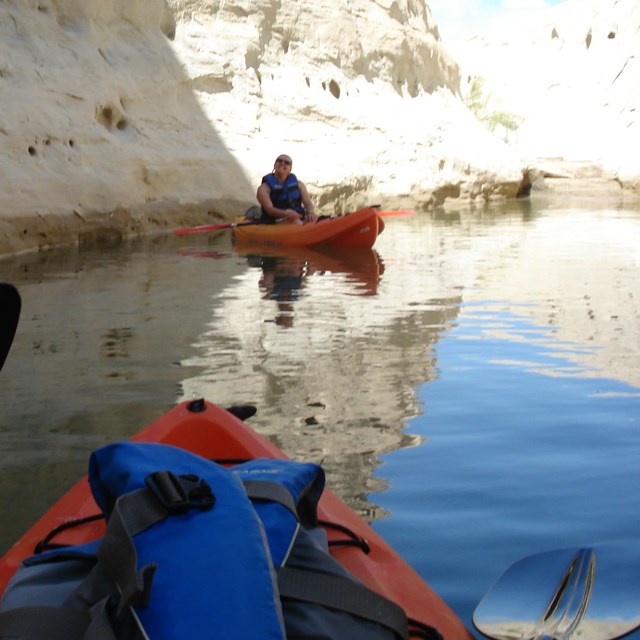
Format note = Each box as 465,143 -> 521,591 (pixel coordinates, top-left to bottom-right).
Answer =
233,207 -> 384,249
0,400 -> 472,640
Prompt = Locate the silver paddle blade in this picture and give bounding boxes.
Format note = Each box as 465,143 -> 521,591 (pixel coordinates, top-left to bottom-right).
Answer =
474,541 -> 640,640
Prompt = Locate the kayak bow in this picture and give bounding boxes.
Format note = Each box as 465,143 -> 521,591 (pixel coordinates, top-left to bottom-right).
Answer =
0,399 -> 473,640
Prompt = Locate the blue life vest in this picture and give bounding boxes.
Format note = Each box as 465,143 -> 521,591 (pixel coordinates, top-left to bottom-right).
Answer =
0,441 -> 417,640
0,443 -> 293,640
260,173 -> 304,223
90,443 -> 291,639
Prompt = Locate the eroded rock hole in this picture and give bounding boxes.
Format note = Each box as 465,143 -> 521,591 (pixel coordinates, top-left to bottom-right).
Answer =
161,14 -> 176,41
98,107 -> 113,129
96,104 -> 128,132
329,79 -> 340,99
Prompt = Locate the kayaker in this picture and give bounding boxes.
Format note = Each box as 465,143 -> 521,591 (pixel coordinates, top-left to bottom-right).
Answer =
256,154 -> 317,225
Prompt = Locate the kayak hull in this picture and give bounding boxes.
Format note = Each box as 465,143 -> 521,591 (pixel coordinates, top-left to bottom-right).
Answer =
0,400 -> 472,640
233,207 -> 384,249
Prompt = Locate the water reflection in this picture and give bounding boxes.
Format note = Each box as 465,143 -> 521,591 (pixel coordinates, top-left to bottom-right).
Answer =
237,246 -> 383,327
250,251 -> 305,329
0,202 -> 640,592
180,237 -> 461,519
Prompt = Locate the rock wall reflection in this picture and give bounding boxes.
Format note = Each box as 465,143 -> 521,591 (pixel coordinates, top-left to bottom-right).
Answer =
181,243 -> 463,519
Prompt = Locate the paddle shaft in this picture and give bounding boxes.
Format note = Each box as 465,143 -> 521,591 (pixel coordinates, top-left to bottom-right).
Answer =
174,209 -> 414,236
174,221 -> 253,236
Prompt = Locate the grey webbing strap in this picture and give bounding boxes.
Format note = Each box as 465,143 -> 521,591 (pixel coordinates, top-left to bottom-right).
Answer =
96,488 -> 167,617
0,597 -> 123,640
243,480 -> 299,519
85,597 -> 121,640
0,605 -> 89,640
277,566 -> 409,640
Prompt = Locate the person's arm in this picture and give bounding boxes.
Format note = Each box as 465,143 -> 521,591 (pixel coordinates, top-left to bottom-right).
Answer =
256,183 -> 302,224
298,181 -> 317,223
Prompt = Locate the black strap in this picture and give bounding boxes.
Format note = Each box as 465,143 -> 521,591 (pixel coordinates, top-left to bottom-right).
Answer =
408,617 -> 445,640
34,513 -> 105,554
319,518 -> 371,554
277,566 -> 409,640
243,479 -> 299,518
96,488 -> 164,617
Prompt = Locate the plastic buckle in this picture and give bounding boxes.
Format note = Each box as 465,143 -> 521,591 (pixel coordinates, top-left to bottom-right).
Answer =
145,471 -> 215,514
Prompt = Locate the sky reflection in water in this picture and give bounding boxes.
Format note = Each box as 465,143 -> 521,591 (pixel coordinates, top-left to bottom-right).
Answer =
372,301 -> 640,635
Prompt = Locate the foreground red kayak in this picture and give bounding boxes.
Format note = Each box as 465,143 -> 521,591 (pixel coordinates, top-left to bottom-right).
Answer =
233,207 -> 384,249
0,399 -> 473,640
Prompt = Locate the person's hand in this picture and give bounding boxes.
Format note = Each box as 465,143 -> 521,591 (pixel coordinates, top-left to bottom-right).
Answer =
305,212 -> 317,224
282,209 -> 303,225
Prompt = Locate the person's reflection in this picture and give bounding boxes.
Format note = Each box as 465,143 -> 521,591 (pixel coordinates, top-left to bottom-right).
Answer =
245,248 -> 384,328
251,255 -> 306,328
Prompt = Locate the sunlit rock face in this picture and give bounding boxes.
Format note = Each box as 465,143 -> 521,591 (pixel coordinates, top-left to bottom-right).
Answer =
0,0 -> 524,255
447,0 -> 640,193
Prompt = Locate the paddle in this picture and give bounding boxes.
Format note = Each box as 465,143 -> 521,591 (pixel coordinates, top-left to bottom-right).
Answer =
173,209 -> 414,236
377,210 -> 415,217
473,540 -> 640,640
0,283 -> 21,372
174,221 -> 254,236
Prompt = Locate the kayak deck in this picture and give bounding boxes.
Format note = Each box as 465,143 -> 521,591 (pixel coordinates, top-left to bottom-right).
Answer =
233,207 -> 384,249
0,400 -> 473,640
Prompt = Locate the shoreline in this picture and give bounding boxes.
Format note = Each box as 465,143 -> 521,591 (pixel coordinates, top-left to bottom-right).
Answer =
1,163 -> 637,259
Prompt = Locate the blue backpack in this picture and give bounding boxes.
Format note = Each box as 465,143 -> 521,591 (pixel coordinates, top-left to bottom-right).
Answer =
0,442 -> 426,639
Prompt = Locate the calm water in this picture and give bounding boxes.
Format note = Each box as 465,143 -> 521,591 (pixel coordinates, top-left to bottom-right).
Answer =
1,199 -> 639,635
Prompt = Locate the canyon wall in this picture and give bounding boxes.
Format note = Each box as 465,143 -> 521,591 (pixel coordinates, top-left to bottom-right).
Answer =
0,0 -> 523,256
448,0 -> 640,191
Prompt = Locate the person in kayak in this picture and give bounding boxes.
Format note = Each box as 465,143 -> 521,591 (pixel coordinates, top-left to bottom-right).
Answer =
256,154 -> 317,225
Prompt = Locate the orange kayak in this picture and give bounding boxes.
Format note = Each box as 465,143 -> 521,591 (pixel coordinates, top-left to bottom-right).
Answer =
233,207 -> 384,249
0,399 -> 472,640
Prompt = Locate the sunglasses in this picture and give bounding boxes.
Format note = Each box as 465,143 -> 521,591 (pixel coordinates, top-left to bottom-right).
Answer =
275,158 -> 292,166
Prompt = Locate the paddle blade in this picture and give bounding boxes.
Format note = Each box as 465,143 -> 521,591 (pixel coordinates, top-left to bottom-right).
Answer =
0,283 -> 21,372
377,210 -> 415,217
174,222 -> 235,235
474,541 -> 640,640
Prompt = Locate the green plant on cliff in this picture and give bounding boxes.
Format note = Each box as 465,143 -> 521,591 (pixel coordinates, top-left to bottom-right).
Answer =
464,76 -> 522,142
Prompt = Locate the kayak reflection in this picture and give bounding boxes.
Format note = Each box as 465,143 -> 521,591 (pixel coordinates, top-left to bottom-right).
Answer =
237,246 -> 384,328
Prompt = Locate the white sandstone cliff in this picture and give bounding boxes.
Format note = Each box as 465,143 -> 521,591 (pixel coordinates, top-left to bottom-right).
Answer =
448,0 -> 640,191
0,0 -> 523,256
